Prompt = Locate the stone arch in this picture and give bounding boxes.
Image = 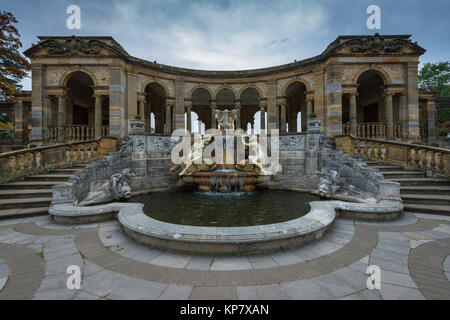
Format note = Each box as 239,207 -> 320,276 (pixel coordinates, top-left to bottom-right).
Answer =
59,68 -> 98,87
213,85 -> 238,101
140,79 -> 170,97
187,85 -> 214,100
352,67 -> 391,85
238,85 -> 264,100
282,78 -> 310,97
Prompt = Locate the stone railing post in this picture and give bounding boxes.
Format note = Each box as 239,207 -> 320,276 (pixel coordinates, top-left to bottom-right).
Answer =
305,118 -> 322,175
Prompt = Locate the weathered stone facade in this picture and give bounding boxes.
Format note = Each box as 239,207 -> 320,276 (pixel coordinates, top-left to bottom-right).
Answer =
13,33 -> 438,145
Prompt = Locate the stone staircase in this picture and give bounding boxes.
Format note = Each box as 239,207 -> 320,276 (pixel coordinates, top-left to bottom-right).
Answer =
0,166 -> 84,219
366,161 -> 450,215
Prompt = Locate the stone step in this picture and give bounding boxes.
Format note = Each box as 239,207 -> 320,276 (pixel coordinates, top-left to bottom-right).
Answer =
381,171 -> 427,179
400,186 -> 450,195
24,174 -> 72,182
50,168 -> 82,174
0,206 -> 49,219
0,181 -> 62,190
369,165 -> 403,171
401,194 -> 450,206
0,189 -> 54,199
0,197 -> 53,210
403,204 -> 450,216
390,178 -> 450,186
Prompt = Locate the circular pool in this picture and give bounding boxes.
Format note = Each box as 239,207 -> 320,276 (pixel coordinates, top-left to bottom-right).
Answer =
131,190 -> 320,227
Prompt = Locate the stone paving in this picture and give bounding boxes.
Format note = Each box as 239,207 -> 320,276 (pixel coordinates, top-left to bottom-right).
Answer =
0,212 -> 449,300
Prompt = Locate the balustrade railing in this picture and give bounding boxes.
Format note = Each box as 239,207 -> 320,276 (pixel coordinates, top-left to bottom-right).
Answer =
342,122 -> 403,139
335,135 -> 450,178
0,137 -> 116,183
47,125 -> 109,143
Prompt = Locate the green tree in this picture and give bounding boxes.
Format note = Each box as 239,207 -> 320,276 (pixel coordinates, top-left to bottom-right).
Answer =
418,61 -> 450,97
0,11 -> 31,99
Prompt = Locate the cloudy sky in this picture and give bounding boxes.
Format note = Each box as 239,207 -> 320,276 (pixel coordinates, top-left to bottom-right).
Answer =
2,0 -> 449,90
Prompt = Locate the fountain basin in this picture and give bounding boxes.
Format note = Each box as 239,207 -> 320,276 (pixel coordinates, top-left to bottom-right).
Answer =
181,170 -> 260,192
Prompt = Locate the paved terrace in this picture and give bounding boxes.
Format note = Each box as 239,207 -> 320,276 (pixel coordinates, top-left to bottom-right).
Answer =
0,212 -> 449,300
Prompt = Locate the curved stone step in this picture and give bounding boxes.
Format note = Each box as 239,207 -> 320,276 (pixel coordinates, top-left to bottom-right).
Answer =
400,186 -> 450,195
381,171 -> 426,179
0,206 -> 49,219
403,204 -> 450,216
0,197 -> 52,210
0,181 -> 62,189
0,189 -> 53,199
401,194 -> 450,206
24,174 -> 72,182
370,165 -> 403,171
390,178 -> 450,186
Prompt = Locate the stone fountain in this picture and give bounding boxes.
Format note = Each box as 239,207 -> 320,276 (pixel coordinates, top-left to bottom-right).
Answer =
179,108 -> 276,192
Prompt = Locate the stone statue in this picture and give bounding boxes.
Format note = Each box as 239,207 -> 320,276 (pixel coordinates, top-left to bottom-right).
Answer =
179,135 -> 213,176
240,135 -> 279,175
79,168 -> 135,206
215,109 -> 238,131
318,168 -> 340,196
110,168 -> 135,199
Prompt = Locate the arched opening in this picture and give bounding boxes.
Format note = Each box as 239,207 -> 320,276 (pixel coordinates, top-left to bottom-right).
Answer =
240,88 -> 260,130
216,88 -> 236,110
145,83 -> 166,133
253,111 -> 267,134
286,82 -> 307,132
66,71 -> 95,127
356,70 -> 385,123
191,88 -> 211,130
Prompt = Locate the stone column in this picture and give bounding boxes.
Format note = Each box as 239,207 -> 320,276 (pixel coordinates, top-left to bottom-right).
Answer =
94,94 -> 103,138
165,103 -> 172,133
185,102 -> 192,133
279,102 -> 286,133
349,93 -> 357,136
57,94 -> 66,142
14,100 -> 24,145
307,99 -> 313,117
109,65 -> 126,138
325,66 -> 343,136
235,101 -> 241,129
267,80 -> 277,131
260,104 -> 266,131
385,92 -> 394,139
175,80 -> 186,129
211,101 -> 217,129
427,99 -> 437,139
405,61 -> 421,141
30,64 -> 44,142
399,93 -> 407,140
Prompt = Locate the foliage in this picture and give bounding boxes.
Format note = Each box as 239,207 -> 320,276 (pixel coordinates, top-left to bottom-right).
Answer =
418,61 -> 450,97
134,114 -> 142,120
0,130 -> 12,140
437,108 -> 450,125
0,11 -> 31,99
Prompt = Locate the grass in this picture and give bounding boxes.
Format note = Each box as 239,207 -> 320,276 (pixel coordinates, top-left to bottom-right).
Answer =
38,251 -> 45,260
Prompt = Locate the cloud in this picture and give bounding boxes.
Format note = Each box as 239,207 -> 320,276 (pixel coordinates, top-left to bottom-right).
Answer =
5,0 -> 449,90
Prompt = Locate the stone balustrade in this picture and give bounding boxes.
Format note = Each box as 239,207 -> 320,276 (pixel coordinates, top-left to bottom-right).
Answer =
343,122 -> 403,140
0,137 -> 117,183
335,135 -> 450,178
47,125 -> 109,143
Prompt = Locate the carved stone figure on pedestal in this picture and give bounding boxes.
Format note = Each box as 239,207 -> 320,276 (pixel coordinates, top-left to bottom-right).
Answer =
79,168 -> 135,206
